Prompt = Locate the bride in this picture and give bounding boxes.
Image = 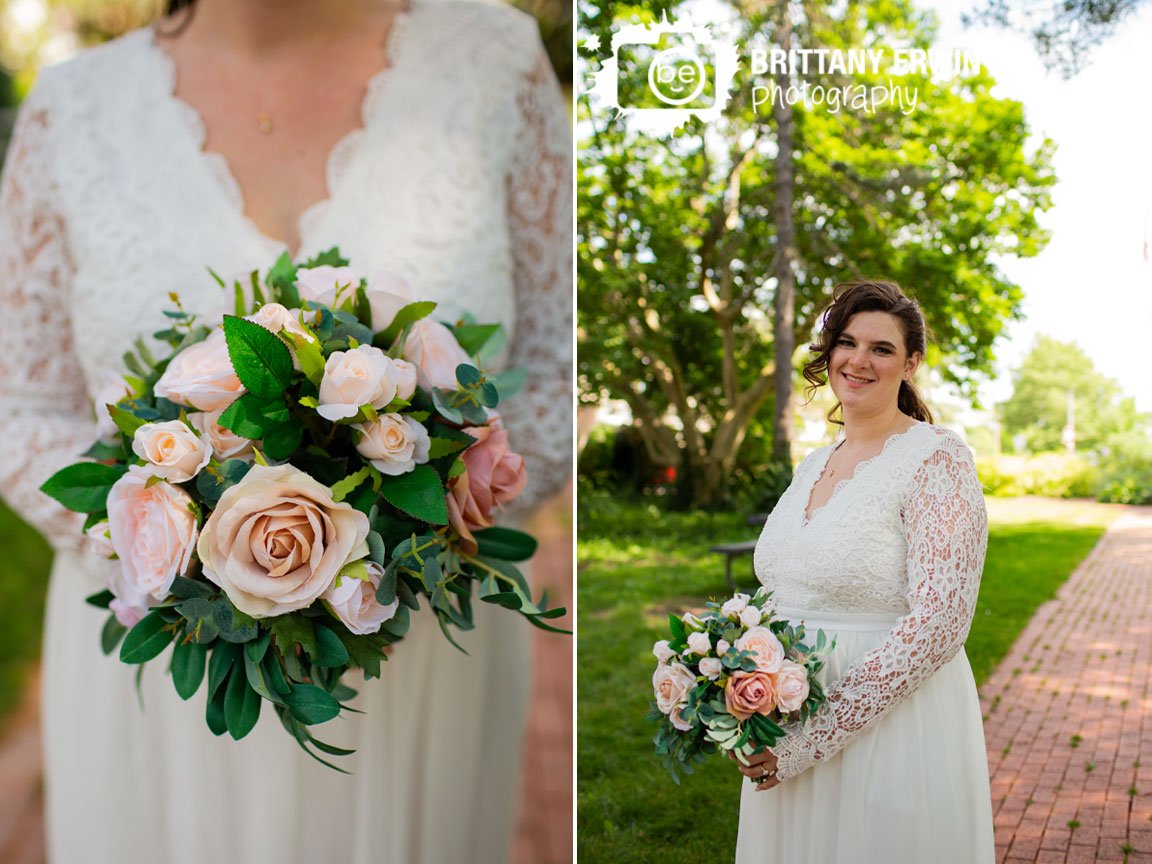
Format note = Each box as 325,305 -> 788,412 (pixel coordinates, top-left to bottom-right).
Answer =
0,0 -> 571,862
733,281 -> 994,863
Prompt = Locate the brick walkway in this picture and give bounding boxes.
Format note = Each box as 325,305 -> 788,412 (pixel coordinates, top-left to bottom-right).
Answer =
0,493 -> 572,864
982,508 -> 1152,864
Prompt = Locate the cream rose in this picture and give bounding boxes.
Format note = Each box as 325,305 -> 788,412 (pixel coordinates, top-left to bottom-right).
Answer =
323,561 -> 399,635
403,319 -> 472,391
295,265 -> 362,304
739,605 -> 763,628
687,631 -> 712,655
774,660 -> 811,713
721,593 -> 751,618
652,661 -> 696,718
154,328 -> 244,412
106,466 -> 198,601
724,670 -> 778,721
716,638 -> 731,656
391,358 -> 418,402
699,657 -> 723,679
362,271 -> 416,332
197,464 -> 371,618
131,420 -> 211,483
652,640 -> 676,663
189,409 -> 256,462
317,344 -> 403,422
736,625 -> 786,673
246,302 -> 317,352
354,413 -> 430,476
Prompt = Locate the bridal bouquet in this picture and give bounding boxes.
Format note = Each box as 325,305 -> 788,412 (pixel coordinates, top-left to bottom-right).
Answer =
649,589 -> 834,782
41,248 -> 564,768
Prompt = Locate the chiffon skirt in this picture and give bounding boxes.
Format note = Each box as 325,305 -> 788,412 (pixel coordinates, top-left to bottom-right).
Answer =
735,607 -> 995,864
42,547 -> 530,864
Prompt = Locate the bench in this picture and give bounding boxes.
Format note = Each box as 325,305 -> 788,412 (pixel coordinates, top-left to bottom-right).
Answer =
708,540 -> 759,591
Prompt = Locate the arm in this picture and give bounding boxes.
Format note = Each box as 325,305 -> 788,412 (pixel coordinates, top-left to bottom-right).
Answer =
498,45 -> 573,511
0,81 -> 95,550
770,434 -> 989,780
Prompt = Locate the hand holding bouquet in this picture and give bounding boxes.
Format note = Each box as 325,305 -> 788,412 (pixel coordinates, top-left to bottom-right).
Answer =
41,248 -> 566,768
649,588 -> 834,782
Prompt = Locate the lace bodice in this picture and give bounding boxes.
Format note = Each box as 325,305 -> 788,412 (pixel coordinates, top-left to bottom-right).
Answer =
0,1 -> 571,550
754,423 -> 988,780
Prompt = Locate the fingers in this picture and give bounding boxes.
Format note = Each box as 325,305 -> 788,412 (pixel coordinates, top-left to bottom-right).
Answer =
755,773 -> 781,791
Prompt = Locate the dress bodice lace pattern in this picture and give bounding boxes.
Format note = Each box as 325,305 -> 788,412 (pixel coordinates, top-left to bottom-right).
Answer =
753,422 -> 989,781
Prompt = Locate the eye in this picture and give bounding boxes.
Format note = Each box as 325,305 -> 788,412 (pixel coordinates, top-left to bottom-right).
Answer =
836,337 -> 854,347
874,346 -> 893,355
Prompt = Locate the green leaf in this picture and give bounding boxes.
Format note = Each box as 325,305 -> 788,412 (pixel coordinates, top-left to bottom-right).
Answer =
300,247 -> 348,269
331,465 -> 373,503
285,684 -> 341,725
119,611 -> 175,664
217,393 -> 273,439
334,628 -> 390,680
266,252 -> 300,306
263,421 -> 303,460
40,462 -> 127,513
106,403 -> 149,439
170,576 -> 214,600
244,649 -> 285,705
195,458 -> 252,507
269,615 -> 318,663
375,561 -> 398,606
100,616 -> 127,656
81,439 -> 124,461
366,530 -> 387,566
222,315 -> 294,399
430,388 -> 464,424
378,465 -> 449,524
448,323 -> 502,356
206,682 -> 228,736
288,330 -> 326,386
171,639 -> 209,700
375,301 -> 438,347
262,653 -> 291,696
379,604 -> 411,638
478,381 -> 499,409
224,662 -> 262,739
178,597 -> 220,643
474,527 -> 538,562
214,602 -> 258,643
455,364 -> 483,388
86,589 -> 114,609
244,630 -> 271,664
486,366 -> 527,399
208,641 -> 240,697
426,437 -> 468,459
313,623 -> 351,668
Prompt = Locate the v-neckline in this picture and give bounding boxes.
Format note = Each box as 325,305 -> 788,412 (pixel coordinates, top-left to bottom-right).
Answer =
800,421 -> 923,526
144,7 -> 413,258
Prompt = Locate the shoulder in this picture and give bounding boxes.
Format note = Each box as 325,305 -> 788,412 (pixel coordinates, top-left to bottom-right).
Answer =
900,423 -> 982,497
36,28 -> 151,99
408,0 -> 542,65
916,424 -> 977,466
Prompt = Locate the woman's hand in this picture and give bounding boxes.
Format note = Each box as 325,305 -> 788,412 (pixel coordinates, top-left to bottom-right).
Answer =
733,747 -> 781,791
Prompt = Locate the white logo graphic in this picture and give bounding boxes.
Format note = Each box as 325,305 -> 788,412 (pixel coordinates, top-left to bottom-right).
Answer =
586,15 -> 740,136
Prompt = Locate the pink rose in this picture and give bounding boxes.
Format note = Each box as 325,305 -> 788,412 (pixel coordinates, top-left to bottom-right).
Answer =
110,598 -> 148,629
354,413 -> 430,475
323,561 -> 399,635
652,661 -> 696,718
106,466 -> 198,601
189,409 -> 256,462
403,319 -> 471,391
197,464 -> 370,618
775,660 -> 811,713
446,421 -> 527,553
154,329 -> 244,412
317,344 -> 403,422
735,625 -> 786,673
131,420 -> 212,483
724,670 -> 778,721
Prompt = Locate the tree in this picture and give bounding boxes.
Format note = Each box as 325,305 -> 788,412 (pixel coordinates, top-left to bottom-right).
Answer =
999,335 -> 1142,453
963,0 -> 1148,76
578,0 -> 1057,507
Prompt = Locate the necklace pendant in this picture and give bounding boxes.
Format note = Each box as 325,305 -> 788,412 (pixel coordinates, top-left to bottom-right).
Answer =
258,113 -> 273,134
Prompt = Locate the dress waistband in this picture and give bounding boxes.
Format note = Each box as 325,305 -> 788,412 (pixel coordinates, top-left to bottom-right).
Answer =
772,605 -> 904,633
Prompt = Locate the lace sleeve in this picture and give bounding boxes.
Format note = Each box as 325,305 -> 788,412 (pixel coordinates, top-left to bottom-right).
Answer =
771,435 -> 989,780
0,84 -> 94,551
499,47 -> 572,511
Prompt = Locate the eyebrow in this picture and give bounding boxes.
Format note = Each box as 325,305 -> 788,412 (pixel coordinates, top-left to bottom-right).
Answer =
840,333 -> 898,350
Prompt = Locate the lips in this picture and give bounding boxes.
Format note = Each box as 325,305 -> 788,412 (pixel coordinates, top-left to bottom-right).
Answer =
842,372 -> 874,386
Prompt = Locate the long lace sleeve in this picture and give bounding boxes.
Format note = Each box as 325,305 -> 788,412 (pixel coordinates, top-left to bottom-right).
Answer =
0,82 -> 94,551
771,434 -> 989,780
499,47 -> 572,511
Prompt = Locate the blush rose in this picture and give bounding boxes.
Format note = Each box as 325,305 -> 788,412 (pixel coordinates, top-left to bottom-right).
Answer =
774,660 -> 811,713
735,625 -> 786,674
131,420 -> 212,483
354,413 -> 430,475
154,328 -> 245,412
317,344 -> 404,422
197,464 -> 371,618
724,670 -> 778,721
403,319 -> 472,391
446,421 -> 527,553
323,561 -> 400,635
653,661 -> 697,731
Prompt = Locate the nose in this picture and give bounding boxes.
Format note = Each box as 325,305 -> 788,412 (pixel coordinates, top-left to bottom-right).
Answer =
847,346 -> 870,368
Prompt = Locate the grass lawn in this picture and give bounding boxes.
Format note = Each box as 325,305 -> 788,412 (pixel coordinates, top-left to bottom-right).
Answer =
0,500 -> 52,724
576,495 -> 1121,863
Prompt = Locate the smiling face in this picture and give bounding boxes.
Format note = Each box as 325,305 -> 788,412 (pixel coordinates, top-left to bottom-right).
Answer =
828,311 -> 922,419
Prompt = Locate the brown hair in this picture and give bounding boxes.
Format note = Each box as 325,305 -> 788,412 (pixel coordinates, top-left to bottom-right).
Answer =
802,280 -> 934,425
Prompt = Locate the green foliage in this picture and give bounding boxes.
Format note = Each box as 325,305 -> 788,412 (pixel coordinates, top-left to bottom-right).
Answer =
39,462 -> 126,513
976,453 -> 1099,498
378,465 -> 450,524
999,335 -> 1143,453
578,0 -> 1055,507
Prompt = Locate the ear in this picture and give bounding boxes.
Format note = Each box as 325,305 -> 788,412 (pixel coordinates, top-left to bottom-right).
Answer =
903,351 -> 922,380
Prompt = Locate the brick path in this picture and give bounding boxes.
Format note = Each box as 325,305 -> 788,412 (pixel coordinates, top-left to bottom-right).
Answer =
982,508 -> 1152,864
0,492 -> 572,864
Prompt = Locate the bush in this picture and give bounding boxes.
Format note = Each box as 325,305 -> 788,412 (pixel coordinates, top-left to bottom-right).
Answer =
976,452 -> 1098,498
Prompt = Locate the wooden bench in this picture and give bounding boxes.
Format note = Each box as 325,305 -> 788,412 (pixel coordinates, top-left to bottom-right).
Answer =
709,514 -> 769,591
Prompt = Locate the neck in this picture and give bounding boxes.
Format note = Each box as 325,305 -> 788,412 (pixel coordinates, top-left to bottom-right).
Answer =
171,0 -> 393,56
840,405 -> 912,447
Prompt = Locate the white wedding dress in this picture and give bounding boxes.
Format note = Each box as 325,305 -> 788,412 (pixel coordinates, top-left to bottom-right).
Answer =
737,422 -> 994,863
0,3 -> 571,862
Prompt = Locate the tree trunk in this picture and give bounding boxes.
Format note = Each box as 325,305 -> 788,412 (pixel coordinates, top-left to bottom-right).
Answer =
771,8 -> 797,466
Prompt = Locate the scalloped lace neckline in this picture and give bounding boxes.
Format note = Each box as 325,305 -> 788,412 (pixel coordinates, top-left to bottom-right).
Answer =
142,10 -> 413,257
801,421 -> 926,526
